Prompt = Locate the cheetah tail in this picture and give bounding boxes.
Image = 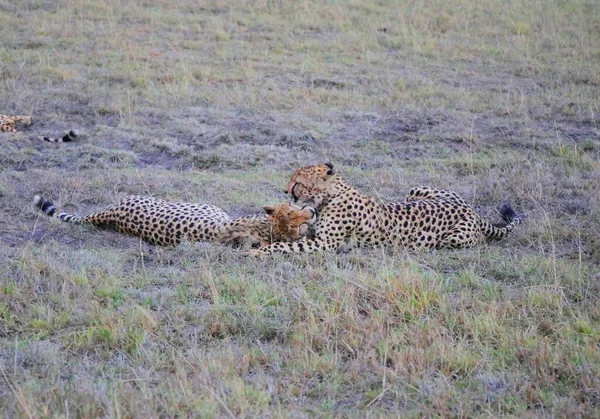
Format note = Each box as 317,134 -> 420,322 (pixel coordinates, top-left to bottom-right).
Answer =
39,130 -> 78,143
481,203 -> 522,241
498,203 -> 520,224
33,195 -> 85,223
33,195 -> 57,216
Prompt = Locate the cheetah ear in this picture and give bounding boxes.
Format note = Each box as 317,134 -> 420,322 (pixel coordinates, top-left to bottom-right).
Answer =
263,205 -> 275,215
324,162 -> 335,176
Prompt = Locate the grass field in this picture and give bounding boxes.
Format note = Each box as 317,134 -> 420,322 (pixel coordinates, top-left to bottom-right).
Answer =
1,0 -> 599,416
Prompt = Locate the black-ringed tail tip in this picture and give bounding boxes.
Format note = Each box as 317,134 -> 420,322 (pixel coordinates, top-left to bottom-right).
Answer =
497,203 -> 522,224
33,195 -> 57,216
38,130 -> 78,143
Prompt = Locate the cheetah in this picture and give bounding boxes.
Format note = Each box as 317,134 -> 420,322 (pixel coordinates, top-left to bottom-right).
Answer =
251,163 -> 521,256
0,115 -> 32,133
2,114 -> 78,143
34,195 -> 316,247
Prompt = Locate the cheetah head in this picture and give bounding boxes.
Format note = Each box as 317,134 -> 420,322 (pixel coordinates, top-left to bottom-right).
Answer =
17,116 -> 32,126
263,202 -> 317,242
284,162 -> 338,208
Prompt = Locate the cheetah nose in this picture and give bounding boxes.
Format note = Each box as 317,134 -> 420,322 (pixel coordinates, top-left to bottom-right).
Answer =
283,190 -> 288,195
306,207 -> 317,222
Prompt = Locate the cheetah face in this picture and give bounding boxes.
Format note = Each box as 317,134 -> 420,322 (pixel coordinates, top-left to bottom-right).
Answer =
17,116 -> 32,125
284,163 -> 335,208
263,202 -> 317,242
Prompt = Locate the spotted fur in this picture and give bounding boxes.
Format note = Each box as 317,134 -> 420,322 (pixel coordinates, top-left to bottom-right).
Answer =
251,163 -> 522,256
263,202 -> 317,242
34,195 -> 316,247
0,115 -> 32,133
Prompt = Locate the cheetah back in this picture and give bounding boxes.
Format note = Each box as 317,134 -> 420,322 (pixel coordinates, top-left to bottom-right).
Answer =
100,196 -> 232,245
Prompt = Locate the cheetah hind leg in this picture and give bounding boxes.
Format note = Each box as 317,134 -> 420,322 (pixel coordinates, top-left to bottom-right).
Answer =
436,220 -> 482,249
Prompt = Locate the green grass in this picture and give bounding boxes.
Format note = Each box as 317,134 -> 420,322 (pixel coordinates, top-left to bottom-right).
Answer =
1,0 -> 599,416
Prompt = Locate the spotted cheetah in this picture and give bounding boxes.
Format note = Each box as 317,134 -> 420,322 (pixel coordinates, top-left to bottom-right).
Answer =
0,115 -> 32,133
1,114 -> 78,143
251,163 -> 521,256
34,195 -> 316,247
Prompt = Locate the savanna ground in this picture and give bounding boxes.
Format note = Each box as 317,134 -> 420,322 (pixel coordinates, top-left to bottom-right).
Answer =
1,0 -> 599,416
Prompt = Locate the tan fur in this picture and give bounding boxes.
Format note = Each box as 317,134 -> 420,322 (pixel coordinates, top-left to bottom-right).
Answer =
252,163 -> 521,256
0,115 -> 32,133
34,195 -> 315,247
264,202 -> 317,242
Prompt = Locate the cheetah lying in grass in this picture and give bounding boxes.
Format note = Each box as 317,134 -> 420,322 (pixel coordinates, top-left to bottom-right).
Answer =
251,163 -> 521,256
1,114 -> 78,143
0,114 -> 32,133
34,195 -> 316,247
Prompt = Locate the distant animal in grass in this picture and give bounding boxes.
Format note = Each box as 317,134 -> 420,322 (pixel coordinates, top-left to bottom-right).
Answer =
250,163 -> 522,256
1,114 -> 78,143
0,114 -> 32,133
38,130 -> 78,143
34,195 -> 316,247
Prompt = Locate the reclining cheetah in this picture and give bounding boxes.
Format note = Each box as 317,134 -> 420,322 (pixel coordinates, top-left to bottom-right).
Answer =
34,195 -> 316,246
2,114 -> 78,143
0,114 -> 32,133
251,163 -> 521,256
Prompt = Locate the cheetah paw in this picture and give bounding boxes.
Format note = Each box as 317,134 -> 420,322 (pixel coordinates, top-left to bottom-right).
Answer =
244,248 -> 267,258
